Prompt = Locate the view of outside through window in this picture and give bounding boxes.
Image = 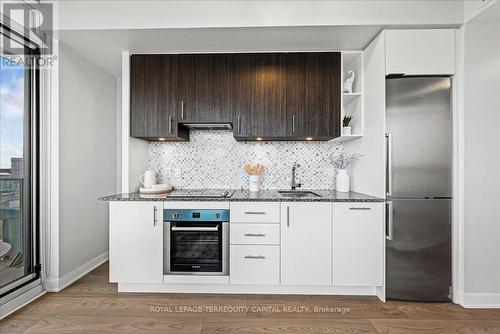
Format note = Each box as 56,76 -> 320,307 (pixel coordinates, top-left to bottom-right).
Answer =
0,55 -> 27,288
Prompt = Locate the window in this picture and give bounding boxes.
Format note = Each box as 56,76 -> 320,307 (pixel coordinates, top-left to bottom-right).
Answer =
0,31 -> 39,296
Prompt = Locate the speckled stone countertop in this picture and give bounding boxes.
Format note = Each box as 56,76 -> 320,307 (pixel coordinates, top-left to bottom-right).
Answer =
99,189 -> 384,202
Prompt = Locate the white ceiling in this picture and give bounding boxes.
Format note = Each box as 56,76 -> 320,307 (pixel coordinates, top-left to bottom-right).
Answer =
58,25 -> 383,77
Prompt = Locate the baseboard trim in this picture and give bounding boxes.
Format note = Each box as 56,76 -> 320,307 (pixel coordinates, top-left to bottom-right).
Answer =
0,284 -> 45,320
459,291 -> 500,308
44,251 -> 108,292
118,283 -> 378,296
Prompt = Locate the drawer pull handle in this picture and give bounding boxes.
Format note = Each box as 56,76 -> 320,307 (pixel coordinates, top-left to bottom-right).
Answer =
244,255 -> 266,259
244,211 -> 266,215
349,207 -> 371,210
244,233 -> 266,237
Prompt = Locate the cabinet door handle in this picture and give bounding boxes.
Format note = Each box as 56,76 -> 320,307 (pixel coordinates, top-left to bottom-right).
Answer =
237,115 -> 241,134
244,255 -> 266,259
349,207 -> 371,210
153,206 -> 158,226
172,226 -> 219,232
287,206 -> 290,227
181,101 -> 185,119
292,115 -> 296,133
168,116 -> 173,134
244,211 -> 266,215
244,233 -> 266,237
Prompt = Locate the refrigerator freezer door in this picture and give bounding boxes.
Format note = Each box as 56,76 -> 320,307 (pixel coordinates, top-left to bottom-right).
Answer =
386,199 -> 451,301
386,77 -> 452,198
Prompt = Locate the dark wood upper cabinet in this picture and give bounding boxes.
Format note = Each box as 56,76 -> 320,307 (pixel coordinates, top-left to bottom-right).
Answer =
130,52 -> 341,141
179,54 -> 233,124
232,53 -> 288,139
285,52 -> 341,139
130,54 -> 188,140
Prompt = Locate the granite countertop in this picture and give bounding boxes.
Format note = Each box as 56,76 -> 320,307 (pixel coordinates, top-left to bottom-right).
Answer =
99,189 -> 384,202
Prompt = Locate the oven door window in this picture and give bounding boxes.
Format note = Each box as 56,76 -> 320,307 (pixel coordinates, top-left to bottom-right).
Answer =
170,222 -> 222,272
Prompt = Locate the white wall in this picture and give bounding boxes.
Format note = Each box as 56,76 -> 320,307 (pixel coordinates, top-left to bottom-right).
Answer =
463,1 -> 500,307
344,33 -> 386,198
58,42 -> 117,278
57,0 -> 464,30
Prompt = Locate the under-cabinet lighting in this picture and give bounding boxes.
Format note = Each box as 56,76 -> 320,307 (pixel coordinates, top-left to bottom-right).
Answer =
256,137 -> 263,141
306,137 -> 313,141
158,138 -> 166,141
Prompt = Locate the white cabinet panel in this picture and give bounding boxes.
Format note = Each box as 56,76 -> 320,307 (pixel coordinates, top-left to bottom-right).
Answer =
230,245 -> 280,285
386,29 -> 456,75
109,201 -> 163,283
333,202 -> 384,286
230,224 -> 280,245
230,202 -> 280,223
281,202 -> 332,285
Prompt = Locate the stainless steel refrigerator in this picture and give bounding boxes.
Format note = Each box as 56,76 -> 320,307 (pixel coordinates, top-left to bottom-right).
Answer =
386,77 -> 452,302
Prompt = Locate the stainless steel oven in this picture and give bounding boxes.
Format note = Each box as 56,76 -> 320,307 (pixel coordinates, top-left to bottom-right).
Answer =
164,209 -> 229,276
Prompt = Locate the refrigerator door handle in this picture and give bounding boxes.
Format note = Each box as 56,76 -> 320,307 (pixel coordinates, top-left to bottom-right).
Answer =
386,133 -> 393,197
386,201 -> 394,240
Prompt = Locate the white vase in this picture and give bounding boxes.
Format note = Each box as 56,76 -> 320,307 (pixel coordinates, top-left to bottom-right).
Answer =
336,169 -> 350,192
342,127 -> 352,136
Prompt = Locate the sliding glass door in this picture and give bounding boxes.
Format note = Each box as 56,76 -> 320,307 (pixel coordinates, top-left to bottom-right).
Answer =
0,36 -> 39,296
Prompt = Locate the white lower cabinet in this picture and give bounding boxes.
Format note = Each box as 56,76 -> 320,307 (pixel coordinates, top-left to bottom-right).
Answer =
230,245 -> 280,285
230,202 -> 280,223
108,200 -> 384,290
333,202 -> 384,286
230,224 -> 279,245
109,201 -> 163,283
281,202 -> 332,285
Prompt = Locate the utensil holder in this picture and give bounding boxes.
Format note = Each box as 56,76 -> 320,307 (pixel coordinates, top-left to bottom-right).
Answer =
249,175 -> 261,192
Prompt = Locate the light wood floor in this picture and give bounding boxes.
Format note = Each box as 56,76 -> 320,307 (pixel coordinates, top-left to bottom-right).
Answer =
2,262 -> 500,333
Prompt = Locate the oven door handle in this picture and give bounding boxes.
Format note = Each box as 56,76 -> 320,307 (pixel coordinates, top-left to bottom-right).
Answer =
171,226 -> 219,232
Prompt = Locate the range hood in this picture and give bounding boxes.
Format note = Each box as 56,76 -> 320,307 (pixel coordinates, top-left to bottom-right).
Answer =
182,123 -> 233,130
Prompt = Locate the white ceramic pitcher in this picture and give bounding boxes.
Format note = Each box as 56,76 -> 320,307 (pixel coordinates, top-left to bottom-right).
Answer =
140,170 -> 156,189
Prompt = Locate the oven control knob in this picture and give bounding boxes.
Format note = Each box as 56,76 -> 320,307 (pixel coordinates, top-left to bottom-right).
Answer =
173,212 -> 179,219
215,213 -> 221,219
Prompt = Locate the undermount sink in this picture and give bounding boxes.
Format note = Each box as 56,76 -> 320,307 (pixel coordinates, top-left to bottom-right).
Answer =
278,191 -> 321,198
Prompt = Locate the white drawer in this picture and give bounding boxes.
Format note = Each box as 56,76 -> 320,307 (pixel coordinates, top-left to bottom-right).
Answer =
230,245 -> 280,285
230,224 -> 279,245
230,202 -> 280,223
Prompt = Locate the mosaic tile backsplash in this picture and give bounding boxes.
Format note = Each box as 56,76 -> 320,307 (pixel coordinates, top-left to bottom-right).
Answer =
149,130 -> 340,190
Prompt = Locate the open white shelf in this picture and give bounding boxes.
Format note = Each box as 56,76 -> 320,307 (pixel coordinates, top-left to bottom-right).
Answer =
332,134 -> 363,143
342,93 -> 362,105
337,51 -> 364,142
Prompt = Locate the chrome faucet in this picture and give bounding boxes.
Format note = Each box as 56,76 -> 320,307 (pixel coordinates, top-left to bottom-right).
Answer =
291,163 -> 302,190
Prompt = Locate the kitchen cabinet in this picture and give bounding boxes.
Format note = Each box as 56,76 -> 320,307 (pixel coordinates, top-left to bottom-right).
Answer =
385,29 -> 456,76
280,202 -> 332,285
109,201 -> 163,283
285,52 -> 341,139
233,52 -> 341,140
130,52 -> 341,141
230,202 -> 280,223
232,53 -> 288,139
130,55 -> 189,141
178,54 -> 233,124
230,203 -> 280,285
333,202 -> 384,286
230,245 -> 280,285
230,224 -> 280,245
